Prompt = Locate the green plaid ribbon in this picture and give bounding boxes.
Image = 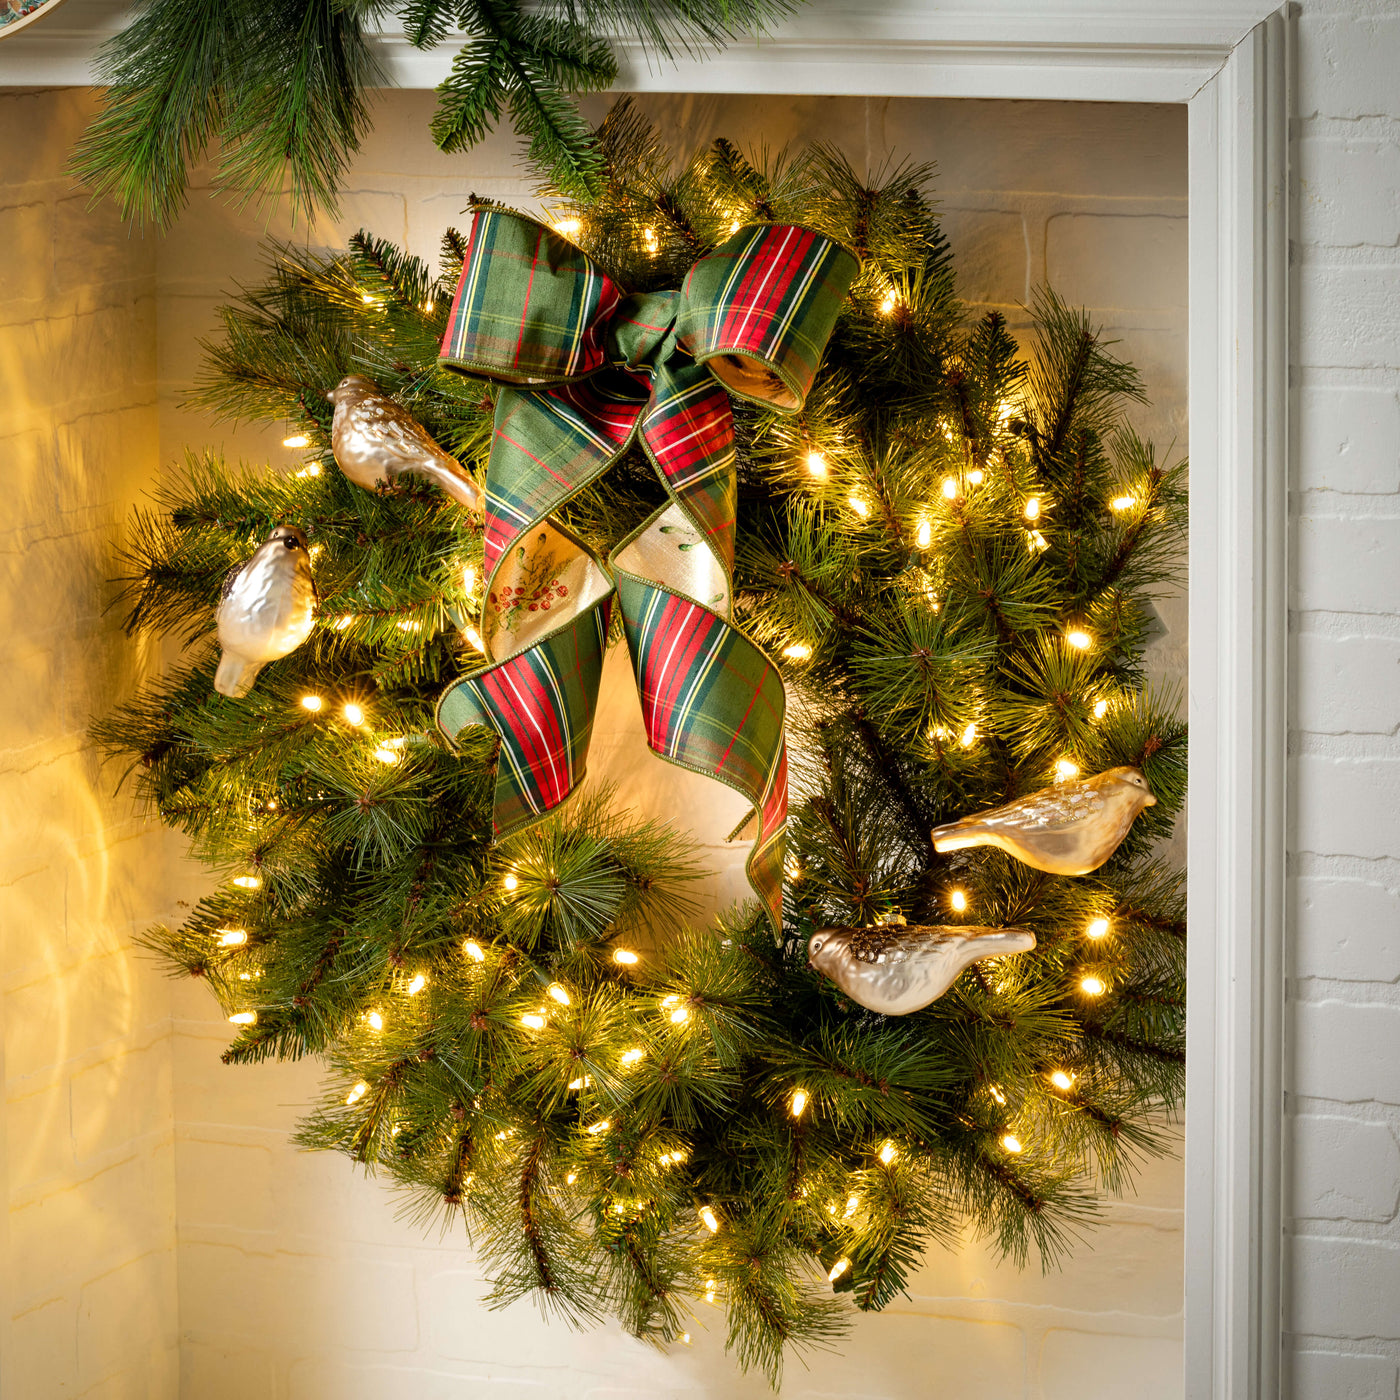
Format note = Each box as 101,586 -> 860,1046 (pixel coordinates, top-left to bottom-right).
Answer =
435,208 -> 857,935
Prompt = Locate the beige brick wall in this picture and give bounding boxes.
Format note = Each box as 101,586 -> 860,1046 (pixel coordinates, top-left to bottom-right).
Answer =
0,88 -> 179,1398
152,92 -> 1187,1398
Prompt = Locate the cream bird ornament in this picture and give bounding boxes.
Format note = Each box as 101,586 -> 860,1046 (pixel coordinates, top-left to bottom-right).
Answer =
327,374 -> 482,512
214,525 -> 317,697
808,923 -> 1037,1015
930,766 -> 1157,876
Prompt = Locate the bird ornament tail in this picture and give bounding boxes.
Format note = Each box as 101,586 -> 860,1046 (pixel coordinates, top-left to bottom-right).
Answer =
214,653 -> 262,698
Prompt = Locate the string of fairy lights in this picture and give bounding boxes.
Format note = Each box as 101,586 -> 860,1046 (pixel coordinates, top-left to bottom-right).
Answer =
204,241 -> 1154,1285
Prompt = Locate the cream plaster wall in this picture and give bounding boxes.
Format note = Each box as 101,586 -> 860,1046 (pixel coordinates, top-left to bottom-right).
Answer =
0,88 -> 179,1398
152,92 -> 1189,1399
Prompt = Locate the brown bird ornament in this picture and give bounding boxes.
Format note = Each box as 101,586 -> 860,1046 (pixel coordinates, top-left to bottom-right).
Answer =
214,525 -> 317,698
930,766 -> 1157,876
808,922 -> 1037,1015
327,374 -> 482,512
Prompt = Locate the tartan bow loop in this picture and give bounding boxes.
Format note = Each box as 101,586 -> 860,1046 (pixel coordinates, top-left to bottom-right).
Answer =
436,208 -> 857,935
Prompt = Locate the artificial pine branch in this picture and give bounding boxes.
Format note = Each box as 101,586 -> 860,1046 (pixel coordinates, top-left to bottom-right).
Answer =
71,0 -> 804,227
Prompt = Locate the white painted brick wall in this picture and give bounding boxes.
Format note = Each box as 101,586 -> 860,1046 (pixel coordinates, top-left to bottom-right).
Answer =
151,92 -> 1187,1398
1290,0 -> 1400,1392
0,90 -> 180,1398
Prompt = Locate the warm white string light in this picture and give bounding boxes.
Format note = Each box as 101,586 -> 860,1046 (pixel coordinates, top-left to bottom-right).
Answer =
1086,917 -> 1110,940
612,949 -> 639,966
407,973 -> 426,995
949,889 -> 968,913
790,1088 -> 808,1118
228,1010 -> 257,1026
1080,974 -> 1106,996
1001,1133 -> 1023,1154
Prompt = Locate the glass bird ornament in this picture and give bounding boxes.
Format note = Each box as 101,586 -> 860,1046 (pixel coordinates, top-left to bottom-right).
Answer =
214,525 -> 317,697
807,923 -> 1037,1015
930,766 -> 1156,876
327,375 -> 482,512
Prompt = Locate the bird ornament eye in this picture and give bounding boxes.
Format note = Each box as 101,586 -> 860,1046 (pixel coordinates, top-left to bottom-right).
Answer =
808,935 -> 826,956
283,537 -> 300,550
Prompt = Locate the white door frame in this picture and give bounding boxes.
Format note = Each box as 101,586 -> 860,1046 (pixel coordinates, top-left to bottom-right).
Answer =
595,15 -> 1294,1395
0,6 -> 1291,1394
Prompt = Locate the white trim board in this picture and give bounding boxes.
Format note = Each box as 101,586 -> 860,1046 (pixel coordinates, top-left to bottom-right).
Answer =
1,6 -> 1290,1398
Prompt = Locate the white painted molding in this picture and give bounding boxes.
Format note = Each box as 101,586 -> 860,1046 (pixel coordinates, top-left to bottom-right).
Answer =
0,3 -> 1292,1395
1183,13 -> 1290,1399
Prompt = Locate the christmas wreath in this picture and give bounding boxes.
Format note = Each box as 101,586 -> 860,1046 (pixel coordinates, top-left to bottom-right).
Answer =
99,103 -> 1187,1381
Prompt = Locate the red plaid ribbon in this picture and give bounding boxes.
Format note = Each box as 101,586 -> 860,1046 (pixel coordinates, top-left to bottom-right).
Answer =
435,209 -> 857,935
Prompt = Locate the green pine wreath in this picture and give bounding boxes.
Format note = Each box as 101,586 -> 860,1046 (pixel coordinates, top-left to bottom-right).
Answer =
97,102 -> 1187,1383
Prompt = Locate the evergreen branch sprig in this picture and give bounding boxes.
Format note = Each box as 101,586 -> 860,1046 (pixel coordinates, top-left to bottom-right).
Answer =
70,0 -> 805,227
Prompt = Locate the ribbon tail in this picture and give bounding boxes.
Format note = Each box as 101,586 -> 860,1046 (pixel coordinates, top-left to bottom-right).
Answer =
611,529 -> 787,940
436,595 -> 612,836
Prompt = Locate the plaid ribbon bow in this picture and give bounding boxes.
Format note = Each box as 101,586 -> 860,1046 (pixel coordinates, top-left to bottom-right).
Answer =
435,208 -> 857,935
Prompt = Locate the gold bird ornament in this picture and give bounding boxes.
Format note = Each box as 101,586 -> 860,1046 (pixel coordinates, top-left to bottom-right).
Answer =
930,766 -> 1157,876
327,374 -> 482,512
214,525 -> 317,697
808,923 -> 1037,1015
